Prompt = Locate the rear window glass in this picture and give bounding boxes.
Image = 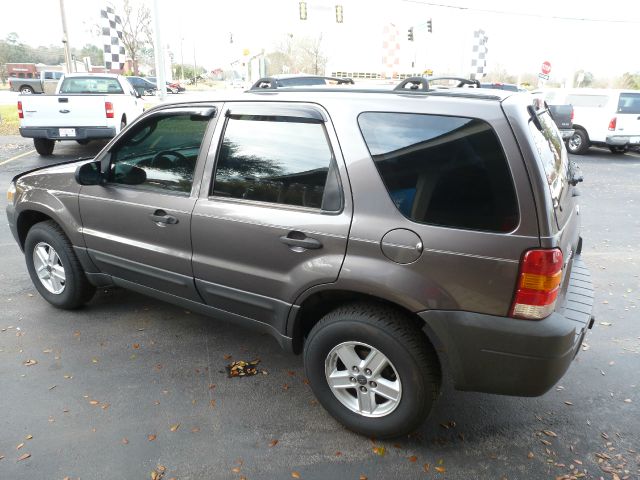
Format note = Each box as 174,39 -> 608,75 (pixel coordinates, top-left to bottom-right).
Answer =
617,93 -> 640,114
566,94 -> 608,108
528,111 -> 568,205
358,112 -> 519,233
59,77 -> 123,94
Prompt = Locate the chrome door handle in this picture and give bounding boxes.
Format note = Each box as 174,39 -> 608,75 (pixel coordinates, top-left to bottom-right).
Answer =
280,232 -> 322,250
149,209 -> 178,225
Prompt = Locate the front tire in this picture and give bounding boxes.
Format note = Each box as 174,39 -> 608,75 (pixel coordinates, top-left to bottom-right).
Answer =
20,86 -> 34,94
566,129 -> 589,155
304,303 -> 441,438
24,221 -> 95,309
34,138 -> 55,156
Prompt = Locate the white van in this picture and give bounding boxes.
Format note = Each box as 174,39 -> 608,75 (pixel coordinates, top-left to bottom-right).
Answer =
541,88 -> 640,155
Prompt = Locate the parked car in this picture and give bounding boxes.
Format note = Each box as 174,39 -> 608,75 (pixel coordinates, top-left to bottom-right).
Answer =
540,88 -> 640,154
6,77 -> 593,439
9,70 -> 64,94
18,73 -> 145,155
251,75 -> 354,89
147,77 -> 185,93
125,76 -> 158,96
531,92 -> 575,140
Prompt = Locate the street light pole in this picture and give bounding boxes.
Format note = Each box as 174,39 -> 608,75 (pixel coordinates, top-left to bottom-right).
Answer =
152,0 -> 166,101
180,38 -> 184,82
193,46 -> 197,86
59,0 -> 73,72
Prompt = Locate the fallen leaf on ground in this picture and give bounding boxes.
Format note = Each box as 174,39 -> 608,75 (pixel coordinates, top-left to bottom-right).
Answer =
359,475 -> 368,480
16,443 -> 24,450
227,359 -> 260,377
408,455 -> 417,462
91,358 -> 98,363
209,399 -> 216,408
23,359 -> 37,366
89,400 -> 99,405
600,322 -> 612,326
423,464 -> 430,472
335,451 -> 342,456
624,399 -> 632,403
542,430 -> 558,437
49,385 -> 57,390
191,427 -> 200,433
291,472 -> 301,479
122,438 -> 129,445
169,423 -> 180,432
528,452 -> 534,459
43,349 -> 52,353
372,446 -> 386,456
25,435 -> 32,440
564,401 -> 573,405
17,453 -> 31,461
269,439 -> 279,447
231,466 -> 241,473
283,384 -> 290,390
148,434 -> 157,441
133,343 -> 140,349
223,354 -> 232,360
435,466 -> 446,473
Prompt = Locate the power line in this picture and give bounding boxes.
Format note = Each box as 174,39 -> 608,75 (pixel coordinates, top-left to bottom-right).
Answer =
400,0 -> 640,24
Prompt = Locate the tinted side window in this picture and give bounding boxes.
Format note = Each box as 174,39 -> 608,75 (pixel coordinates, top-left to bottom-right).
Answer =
213,116 -> 339,210
109,113 -> 209,194
528,111 -> 568,205
617,93 -> 640,114
358,112 -> 519,232
60,77 -> 124,94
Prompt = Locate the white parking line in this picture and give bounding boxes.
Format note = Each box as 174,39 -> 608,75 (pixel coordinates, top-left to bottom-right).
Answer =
0,149 -> 36,166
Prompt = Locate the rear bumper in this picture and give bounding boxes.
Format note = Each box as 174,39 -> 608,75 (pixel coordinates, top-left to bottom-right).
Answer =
419,256 -> 594,397
559,128 -> 575,140
20,126 -> 116,141
606,135 -> 640,147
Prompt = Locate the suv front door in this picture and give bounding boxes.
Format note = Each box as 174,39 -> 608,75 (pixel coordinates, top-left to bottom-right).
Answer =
79,106 -> 217,300
191,102 -> 352,333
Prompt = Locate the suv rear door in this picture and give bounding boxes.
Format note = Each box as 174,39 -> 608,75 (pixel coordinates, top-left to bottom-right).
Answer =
614,91 -> 640,139
191,102 -> 351,332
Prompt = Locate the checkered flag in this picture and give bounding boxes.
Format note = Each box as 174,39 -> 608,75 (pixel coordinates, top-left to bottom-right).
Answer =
470,29 -> 488,80
100,6 -> 126,71
381,24 -> 401,78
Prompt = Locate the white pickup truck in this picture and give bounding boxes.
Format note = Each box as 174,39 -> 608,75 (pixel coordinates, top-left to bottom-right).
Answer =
18,73 -> 145,156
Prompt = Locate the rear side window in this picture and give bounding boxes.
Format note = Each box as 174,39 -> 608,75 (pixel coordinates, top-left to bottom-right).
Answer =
213,116 -> 340,210
358,112 -> 519,232
528,111 -> 568,205
617,93 -> 640,114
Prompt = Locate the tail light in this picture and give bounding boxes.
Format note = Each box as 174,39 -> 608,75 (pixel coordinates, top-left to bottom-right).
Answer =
510,248 -> 563,320
17,101 -> 23,119
105,101 -> 114,118
608,117 -> 617,131
570,108 -> 574,122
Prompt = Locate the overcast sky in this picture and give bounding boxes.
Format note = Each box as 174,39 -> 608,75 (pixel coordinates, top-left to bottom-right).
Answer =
1,0 -> 639,82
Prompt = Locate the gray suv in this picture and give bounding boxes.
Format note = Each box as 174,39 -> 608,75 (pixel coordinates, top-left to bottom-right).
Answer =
6,78 -> 594,438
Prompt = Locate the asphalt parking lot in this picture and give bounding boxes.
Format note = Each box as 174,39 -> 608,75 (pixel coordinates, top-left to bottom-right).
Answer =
0,137 -> 638,479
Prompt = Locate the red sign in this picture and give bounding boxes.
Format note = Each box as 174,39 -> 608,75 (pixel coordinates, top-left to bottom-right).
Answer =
541,61 -> 552,75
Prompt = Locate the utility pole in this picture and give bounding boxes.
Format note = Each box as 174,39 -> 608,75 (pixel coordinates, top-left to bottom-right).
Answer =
180,37 -> 184,82
193,46 -> 197,86
59,0 -> 73,72
152,0 -> 166,101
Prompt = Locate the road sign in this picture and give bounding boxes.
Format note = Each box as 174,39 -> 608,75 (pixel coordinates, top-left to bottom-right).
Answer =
541,61 -> 551,75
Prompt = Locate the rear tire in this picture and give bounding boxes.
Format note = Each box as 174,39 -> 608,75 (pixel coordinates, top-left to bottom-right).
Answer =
34,138 -> 55,156
24,221 -> 95,309
304,302 -> 441,439
566,129 -> 589,155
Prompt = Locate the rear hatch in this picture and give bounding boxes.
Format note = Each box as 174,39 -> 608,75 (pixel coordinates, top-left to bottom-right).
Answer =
613,91 -> 640,138
526,107 -> 582,308
20,95 -> 109,128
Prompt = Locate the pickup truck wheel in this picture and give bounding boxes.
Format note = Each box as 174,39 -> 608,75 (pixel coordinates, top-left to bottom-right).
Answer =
34,138 -> 55,156
304,303 -> 441,439
20,86 -> 34,94
24,221 -> 95,309
566,129 -> 589,155
609,146 -> 627,154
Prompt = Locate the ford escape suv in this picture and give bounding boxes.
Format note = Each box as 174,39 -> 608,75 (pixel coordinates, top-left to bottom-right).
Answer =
6,77 -> 594,438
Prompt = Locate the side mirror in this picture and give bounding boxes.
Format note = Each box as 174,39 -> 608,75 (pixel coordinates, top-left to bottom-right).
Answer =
75,161 -> 102,185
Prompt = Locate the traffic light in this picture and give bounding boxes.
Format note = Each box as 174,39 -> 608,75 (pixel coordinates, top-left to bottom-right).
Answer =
335,5 -> 343,23
407,27 -> 414,41
427,18 -> 432,33
299,1 -> 307,20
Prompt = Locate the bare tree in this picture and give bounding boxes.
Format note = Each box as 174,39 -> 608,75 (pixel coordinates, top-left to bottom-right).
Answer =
266,34 -> 327,76
119,0 -> 153,75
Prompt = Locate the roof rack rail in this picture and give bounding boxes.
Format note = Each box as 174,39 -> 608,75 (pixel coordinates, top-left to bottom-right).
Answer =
393,76 -> 481,92
427,76 -> 481,88
249,76 -> 355,90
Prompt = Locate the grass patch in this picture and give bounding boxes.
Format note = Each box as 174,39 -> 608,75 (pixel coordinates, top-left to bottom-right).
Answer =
0,104 -> 19,135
